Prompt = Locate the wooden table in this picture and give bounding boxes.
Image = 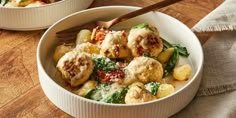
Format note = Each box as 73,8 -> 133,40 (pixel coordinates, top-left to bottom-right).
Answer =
0,0 -> 224,117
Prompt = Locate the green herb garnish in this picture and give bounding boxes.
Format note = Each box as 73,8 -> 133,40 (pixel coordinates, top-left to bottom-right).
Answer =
131,23 -> 154,32
145,82 -> 160,96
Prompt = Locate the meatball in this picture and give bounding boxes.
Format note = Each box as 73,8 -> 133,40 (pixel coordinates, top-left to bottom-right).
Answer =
100,31 -> 130,58
128,24 -> 163,57
125,84 -> 156,104
123,57 -> 163,85
57,51 -> 94,87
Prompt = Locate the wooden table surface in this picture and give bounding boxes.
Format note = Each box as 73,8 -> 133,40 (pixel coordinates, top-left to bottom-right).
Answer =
0,0 -> 224,117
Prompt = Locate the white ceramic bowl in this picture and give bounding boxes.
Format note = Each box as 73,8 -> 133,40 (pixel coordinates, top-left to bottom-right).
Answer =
0,0 -> 93,31
37,6 -> 204,118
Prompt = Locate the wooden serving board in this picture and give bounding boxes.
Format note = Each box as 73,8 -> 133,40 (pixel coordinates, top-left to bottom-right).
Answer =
0,0 -> 224,117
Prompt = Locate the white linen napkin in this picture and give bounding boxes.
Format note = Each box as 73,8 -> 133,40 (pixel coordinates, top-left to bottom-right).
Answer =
172,0 -> 236,117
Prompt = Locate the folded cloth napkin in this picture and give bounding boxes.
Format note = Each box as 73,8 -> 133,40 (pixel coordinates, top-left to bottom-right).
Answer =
172,90 -> 236,118
192,0 -> 236,32
197,31 -> 236,96
172,0 -> 236,117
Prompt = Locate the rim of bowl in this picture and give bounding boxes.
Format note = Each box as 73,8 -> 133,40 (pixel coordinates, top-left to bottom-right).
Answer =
0,0 -> 83,10
37,5 -> 204,107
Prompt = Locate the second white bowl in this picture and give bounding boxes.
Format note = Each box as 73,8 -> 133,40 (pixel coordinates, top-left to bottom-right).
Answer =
0,0 -> 93,31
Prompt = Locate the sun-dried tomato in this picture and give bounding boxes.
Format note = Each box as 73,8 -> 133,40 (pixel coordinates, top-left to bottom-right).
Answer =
96,70 -> 106,79
109,69 -> 125,79
96,69 -> 125,83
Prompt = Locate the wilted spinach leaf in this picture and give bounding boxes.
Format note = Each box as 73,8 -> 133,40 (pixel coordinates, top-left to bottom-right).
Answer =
85,83 -> 110,101
103,87 -> 128,104
163,47 -> 179,77
161,37 -> 189,57
92,55 -> 118,71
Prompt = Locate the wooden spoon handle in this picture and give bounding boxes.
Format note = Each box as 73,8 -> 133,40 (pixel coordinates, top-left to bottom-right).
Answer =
111,0 -> 182,26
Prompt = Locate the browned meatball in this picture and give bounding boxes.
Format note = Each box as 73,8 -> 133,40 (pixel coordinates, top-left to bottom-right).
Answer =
123,57 -> 163,85
57,51 -> 94,87
100,31 -> 130,58
128,24 -> 163,57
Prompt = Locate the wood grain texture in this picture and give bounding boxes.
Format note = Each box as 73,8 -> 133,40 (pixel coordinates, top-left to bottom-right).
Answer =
0,0 -> 224,117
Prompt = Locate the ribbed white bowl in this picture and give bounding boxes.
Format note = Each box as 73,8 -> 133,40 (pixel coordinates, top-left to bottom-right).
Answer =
37,6 -> 204,118
0,0 -> 93,31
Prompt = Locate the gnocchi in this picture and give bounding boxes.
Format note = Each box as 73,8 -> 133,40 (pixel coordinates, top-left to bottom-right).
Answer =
53,44 -> 74,63
156,84 -> 175,98
75,42 -> 100,54
173,64 -> 192,81
76,29 -> 92,45
157,48 -> 174,64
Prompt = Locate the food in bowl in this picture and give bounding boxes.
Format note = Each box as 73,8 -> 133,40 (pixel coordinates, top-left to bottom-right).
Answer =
53,23 -> 192,104
37,6 -> 203,118
0,0 -> 60,7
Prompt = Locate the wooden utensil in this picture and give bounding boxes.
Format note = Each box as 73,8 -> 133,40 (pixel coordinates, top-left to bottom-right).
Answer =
56,0 -> 182,41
